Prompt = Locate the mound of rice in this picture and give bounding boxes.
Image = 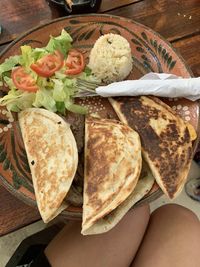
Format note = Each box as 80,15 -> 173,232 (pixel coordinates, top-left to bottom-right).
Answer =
88,33 -> 133,84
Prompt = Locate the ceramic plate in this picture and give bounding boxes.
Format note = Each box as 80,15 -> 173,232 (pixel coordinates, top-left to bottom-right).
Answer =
0,14 -> 199,219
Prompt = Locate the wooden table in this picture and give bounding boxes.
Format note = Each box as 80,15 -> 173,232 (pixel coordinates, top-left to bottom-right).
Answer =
0,0 -> 199,236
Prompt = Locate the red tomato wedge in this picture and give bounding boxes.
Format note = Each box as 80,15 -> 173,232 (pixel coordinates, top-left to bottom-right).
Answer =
65,49 -> 85,75
12,67 -> 39,92
30,50 -> 64,77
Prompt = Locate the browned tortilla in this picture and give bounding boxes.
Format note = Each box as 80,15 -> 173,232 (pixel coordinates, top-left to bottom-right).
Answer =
110,96 -> 195,199
82,117 -> 142,233
19,108 -> 78,223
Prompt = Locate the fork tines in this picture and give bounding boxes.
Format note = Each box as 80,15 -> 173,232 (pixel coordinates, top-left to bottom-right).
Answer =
75,78 -> 101,97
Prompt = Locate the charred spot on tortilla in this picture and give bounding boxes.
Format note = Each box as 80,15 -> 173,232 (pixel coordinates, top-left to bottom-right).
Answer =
31,160 -> 35,165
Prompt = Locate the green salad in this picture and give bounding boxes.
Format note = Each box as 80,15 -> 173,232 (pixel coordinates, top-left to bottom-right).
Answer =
0,29 -> 97,114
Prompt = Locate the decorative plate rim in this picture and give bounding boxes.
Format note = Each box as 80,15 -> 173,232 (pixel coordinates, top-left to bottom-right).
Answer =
0,13 -> 195,78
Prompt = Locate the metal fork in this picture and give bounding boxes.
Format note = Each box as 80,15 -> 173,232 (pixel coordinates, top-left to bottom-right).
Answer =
75,79 -> 100,97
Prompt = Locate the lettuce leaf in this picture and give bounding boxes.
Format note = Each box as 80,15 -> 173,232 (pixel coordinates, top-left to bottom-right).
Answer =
0,55 -> 21,77
56,102 -> 66,114
3,76 -> 16,90
52,79 -> 66,102
33,89 -> 57,112
0,88 -> 35,112
20,45 -> 34,69
64,99 -> 87,114
46,29 -> 72,56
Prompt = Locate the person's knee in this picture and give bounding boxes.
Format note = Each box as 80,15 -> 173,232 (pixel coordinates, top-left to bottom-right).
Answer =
133,204 -> 150,218
152,203 -> 199,225
142,203 -> 150,219
128,204 -> 150,225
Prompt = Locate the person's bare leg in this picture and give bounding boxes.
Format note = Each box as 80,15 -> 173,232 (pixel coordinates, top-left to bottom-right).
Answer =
131,204 -> 200,267
45,205 -> 150,267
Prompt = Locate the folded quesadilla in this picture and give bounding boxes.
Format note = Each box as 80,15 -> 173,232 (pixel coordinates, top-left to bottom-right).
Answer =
110,96 -> 196,199
82,117 -> 142,234
19,108 -> 78,223
82,161 -> 154,235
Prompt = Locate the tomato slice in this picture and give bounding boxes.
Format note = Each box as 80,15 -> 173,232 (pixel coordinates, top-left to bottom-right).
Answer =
65,49 -> 85,75
12,67 -> 39,92
31,50 -> 64,77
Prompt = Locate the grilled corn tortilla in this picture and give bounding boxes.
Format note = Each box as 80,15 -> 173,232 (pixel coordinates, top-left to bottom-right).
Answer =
82,161 -> 154,235
82,117 -> 142,233
19,108 -> 78,223
110,96 -> 195,199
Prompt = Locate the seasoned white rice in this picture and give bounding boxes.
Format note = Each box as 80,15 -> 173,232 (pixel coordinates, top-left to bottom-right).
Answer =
88,33 -> 133,84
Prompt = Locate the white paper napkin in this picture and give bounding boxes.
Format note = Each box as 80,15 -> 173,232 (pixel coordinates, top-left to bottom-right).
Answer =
95,73 -> 200,101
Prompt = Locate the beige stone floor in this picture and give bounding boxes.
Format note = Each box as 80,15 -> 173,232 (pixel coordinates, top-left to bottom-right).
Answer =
0,161 -> 200,267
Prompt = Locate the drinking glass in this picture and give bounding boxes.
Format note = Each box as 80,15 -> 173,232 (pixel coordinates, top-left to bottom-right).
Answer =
49,0 -> 102,14
185,177 -> 200,201
185,150 -> 200,201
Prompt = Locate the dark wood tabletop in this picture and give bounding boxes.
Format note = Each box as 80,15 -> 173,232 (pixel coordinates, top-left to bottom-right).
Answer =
0,0 -> 199,236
